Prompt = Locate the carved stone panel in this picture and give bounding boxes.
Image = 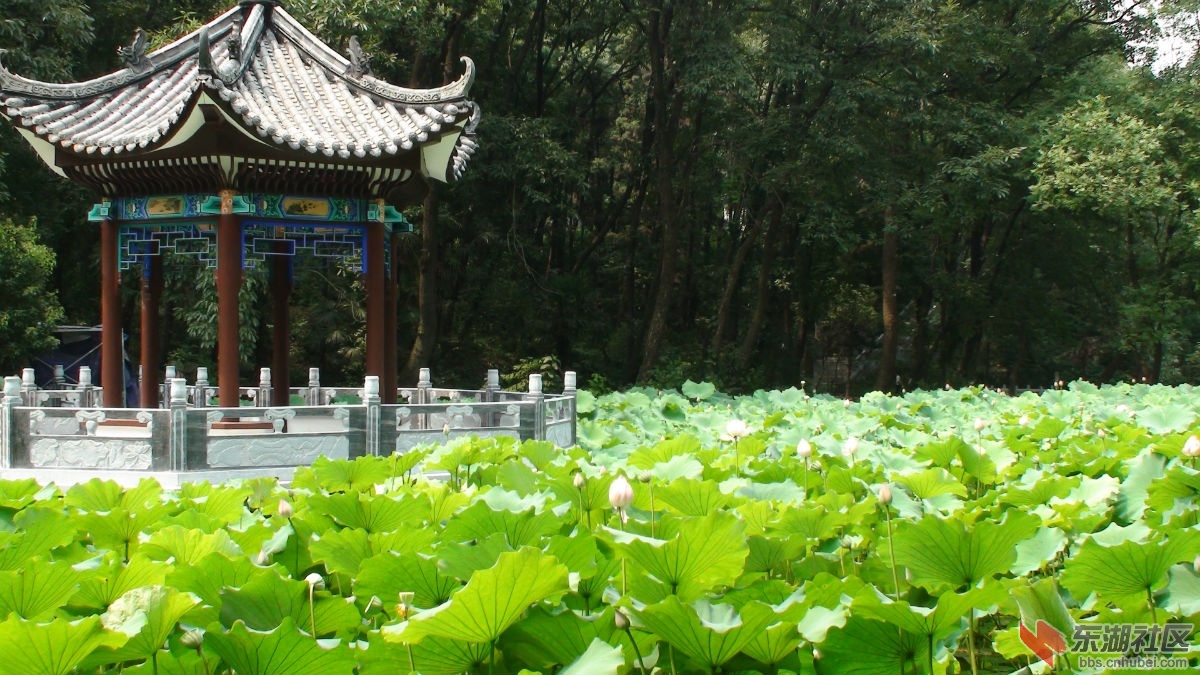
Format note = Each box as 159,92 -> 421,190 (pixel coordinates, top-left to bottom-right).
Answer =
206,434 -> 349,468
30,438 -> 152,470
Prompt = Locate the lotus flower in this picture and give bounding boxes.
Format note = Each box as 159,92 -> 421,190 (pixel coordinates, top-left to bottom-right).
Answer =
278,498 -> 294,519
797,439 -> 813,458
878,484 -> 893,505
609,475 -> 634,510
724,418 -> 749,439
1183,435 -> 1200,458
841,437 -> 859,457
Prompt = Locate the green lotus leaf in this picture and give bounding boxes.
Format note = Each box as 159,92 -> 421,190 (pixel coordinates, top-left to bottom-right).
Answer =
560,637 -> 625,675
1146,465 -> 1200,523
0,556 -> 85,620
771,504 -> 848,545
217,569 -> 361,637
576,419 -> 611,449
1162,563 -> 1200,619
441,496 -> 561,549
0,615 -> 126,675
436,532 -> 513,580
639,596 -> 776,671
118,647 -> 218,675
816,616 -> 933,675
309,527 -> 373,577
72,553 -> 168,610
891,511 -> 1040,591
359,631 -> 490,675
491,460 -> 540,495
895,468 -> 969,500
141,525 -> 241,565
0,478 -> 46,510
382,547 -> 568,645
305,492 -> 428,533
617,511 -> 748,601
292,455 -> 391,493
0,507 -> 77,570
502,606 -> 624,672
1136,404 -> 1194,434
736,480 -> 806,506
1061,531 -> 1200,603
76,505 -> 174,561
205,617 -> 356,675
166,552 -> 257,609
82,585 -> 199,667
1011,578 -> 1074,643
1010,526 -> 1068,577
64,478 -> 163,513
655,478 -> 729,516
854,583 -> 1006,642
178,482 -> 252,526
354,552 -> 460,610
682,380 -> 717,401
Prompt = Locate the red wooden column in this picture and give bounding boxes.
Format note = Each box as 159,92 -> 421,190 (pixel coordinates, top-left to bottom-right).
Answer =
383,224 -> 398,404
270,240 -> 291,406
365,217 -> 386,389
138,253 -> 164,408
99,204 -> 125,407
216,190 -> 242,407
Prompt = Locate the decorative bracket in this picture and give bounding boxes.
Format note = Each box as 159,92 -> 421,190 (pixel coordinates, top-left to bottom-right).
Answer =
87,202 -> 112,222
200,194 -> 253,215
367,203 -> 411,230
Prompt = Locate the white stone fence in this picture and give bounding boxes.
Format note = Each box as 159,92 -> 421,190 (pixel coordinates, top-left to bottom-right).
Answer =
0,368 -> 576,481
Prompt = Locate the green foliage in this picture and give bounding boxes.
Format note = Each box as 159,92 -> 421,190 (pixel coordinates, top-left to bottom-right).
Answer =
0,219 -> 64,371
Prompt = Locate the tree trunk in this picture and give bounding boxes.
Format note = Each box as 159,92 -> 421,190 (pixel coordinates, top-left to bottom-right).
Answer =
738,203 -> 782,369
403,189 -> 439,382
875,218 -> 899,392
710,213 -> 760,354
637,1 -> 681,382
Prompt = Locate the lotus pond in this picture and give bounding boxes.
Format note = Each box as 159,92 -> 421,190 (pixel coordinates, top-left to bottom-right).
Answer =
0,381 -> 1197,674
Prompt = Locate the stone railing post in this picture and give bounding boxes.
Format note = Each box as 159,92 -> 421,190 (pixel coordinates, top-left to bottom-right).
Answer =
485,369 -> 500,401
78,366 -> 95,408
1,376 -> 21,468
417,368 -> 432,429
364,375 -> 381,456
20,368 -> 37,407
306,368 -> 322,406
194,367 -> 210,408
162,365 -> 177,408
257,368 -> 273,408
169,378 -> 189,471
525,373 -> 545,441
563,370 -> 577,446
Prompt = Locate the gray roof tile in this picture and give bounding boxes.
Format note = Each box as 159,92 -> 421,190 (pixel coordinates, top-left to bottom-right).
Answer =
0,1 -> 478,180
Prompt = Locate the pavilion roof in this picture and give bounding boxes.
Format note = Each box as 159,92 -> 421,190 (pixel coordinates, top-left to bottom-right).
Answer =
0,0 -> 479,192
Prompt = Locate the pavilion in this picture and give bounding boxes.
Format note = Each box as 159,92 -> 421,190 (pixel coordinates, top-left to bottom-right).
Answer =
0,0 -> 480,407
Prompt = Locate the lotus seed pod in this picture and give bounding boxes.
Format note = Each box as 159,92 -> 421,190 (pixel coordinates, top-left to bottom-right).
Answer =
278,498 -> 294,519
305,572 -> 326,590
878,484 -> 893,506
638,472 -> 652,484
608,475 -> 634,510
797,439 -> 813,459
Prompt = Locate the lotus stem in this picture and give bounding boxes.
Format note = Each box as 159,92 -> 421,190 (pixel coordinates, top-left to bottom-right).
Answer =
883,506 -> 900,600
308,584 -> 317,639
622,621 -> 648,674
968,609 -> 978,675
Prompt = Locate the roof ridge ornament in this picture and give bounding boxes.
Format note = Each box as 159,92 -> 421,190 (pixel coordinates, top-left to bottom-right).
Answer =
346,36 -> 371,79
118,29 -> 153,73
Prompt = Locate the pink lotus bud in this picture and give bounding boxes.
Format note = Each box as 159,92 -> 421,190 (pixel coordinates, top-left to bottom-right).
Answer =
797,439 -> 813,458
614,610 -> 630,629
878,484 -> 892,505
305,572 -> 325,590
974,418 -> 986,432
1183,435 -> 1200,458
573,472 -> 585,489
278,499 -> 294,519
1018,414 -> 1030,426
841,437 -> 859,457
608,475 -> 634,510
1194,554 -> 1200,574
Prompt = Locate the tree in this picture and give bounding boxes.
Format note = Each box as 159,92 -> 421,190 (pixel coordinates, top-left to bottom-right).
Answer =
0,219 -> 65,372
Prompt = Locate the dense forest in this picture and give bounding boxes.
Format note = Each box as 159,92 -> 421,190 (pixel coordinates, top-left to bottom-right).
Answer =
2,0 -> 1200,396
